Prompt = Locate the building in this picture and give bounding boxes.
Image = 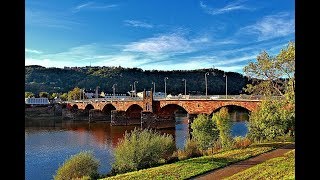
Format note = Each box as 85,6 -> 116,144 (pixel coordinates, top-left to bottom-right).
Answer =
25,97 -> 50,106
84,89 -> 95,99
153,92 -> 166,98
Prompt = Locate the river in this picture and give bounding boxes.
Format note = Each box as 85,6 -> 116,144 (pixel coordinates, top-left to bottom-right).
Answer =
25,117 -> 247,180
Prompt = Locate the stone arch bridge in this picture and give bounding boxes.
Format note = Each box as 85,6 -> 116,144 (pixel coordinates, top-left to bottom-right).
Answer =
66,91 -> 261,129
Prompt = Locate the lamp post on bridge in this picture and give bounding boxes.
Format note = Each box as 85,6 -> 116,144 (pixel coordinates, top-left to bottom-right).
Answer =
134,81 -> 138,97
130,84 -> 133,97
223,73 -> 228,99
152,81 -> 155,94
182,78 -> 186,97
95,86 -> 100,99
164,77 -> 168,99
112,84 -> 117,100
205,72 -> 210,98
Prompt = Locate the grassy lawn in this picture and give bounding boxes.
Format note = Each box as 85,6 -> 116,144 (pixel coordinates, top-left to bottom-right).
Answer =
225,149 -> 295,180
100,142 -> 291,180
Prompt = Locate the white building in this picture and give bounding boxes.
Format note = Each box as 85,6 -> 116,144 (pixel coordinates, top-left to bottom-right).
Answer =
25,97 -> 50,105
153,92 -> 166,98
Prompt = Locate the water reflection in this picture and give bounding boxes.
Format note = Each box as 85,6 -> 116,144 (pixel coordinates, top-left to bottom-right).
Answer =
25,118 -> 189,180
25,115 -> 247,180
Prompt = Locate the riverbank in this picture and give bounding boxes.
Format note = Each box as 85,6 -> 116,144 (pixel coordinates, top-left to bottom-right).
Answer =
100,142 -> 293,180
225,149 -> 295,179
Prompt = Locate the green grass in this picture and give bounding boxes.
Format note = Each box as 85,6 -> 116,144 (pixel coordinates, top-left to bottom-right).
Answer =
225,149 -> 295,180
100,142 -> 292,180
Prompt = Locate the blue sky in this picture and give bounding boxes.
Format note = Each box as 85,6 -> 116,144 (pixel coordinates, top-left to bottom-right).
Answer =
25,0 -> 295,73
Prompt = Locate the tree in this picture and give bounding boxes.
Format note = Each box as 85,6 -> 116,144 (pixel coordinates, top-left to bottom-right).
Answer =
212,107 -> 232,149
244,42 -> 295,141
67,87 -> 81,100
60,93 -> 68,101
247,99 -> 293,141
191,114 -> 219,150
243,42 -> 295,97
25,92 -> 34,98
39,91 -> 50,98
51,93 -> 59,99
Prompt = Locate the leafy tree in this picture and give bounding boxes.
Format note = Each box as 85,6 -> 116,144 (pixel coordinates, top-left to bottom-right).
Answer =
244,42 -> 295,141
247,99 -> 293,141
51,93 -> 59,99
243,42 -> 295,97
39,91 -> 50,98
212,107 -> 232,149
191,114 -> 219,150
25,92 -> 34,98
60,93 -> 68,101
67,87 -> 81,100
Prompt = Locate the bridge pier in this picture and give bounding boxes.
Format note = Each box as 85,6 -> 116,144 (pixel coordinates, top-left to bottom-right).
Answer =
62,109 -> 90,121
141,111 -> 175,129
110,110 -> 128,126
88,109 -> 111,122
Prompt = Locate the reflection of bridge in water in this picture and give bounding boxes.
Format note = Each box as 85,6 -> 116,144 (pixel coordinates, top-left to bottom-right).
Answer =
65,90 -> 269,129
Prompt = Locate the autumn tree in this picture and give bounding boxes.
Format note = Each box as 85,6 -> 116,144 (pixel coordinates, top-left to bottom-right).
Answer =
25,92 -> 34,98
244,42 -> 295,141
60,93 -> 68,101
39,91 -> 50,98
67,87 -> 81,100
243,42 -> 295,97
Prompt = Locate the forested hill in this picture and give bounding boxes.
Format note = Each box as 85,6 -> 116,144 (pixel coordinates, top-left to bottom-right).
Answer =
25,65 -> 250,95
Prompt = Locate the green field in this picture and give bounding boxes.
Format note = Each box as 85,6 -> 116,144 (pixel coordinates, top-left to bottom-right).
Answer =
101,142 -> 291,180
225,149 -> 295,180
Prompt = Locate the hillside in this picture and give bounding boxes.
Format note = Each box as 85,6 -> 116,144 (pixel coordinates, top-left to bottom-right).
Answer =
25,65 -> 250,95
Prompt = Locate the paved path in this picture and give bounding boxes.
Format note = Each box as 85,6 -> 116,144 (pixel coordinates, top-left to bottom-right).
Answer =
192,143 -> 295,180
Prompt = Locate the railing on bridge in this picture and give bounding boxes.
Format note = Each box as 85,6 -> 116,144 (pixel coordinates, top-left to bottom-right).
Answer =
153,94 -> 279,100
64,94 -> 284,104
64,96 -> 143,103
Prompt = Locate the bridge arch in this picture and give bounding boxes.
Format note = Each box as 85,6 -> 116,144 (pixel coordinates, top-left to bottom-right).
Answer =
158,104 -> 189,119
102,103 -> 116,114
126,104 -> 143,121
85,104 -> 94,111
72,104 -> 78,110
211,105 -> 250,122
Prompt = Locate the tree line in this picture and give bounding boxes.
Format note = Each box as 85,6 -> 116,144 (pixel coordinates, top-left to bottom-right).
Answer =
25,65 -> 250,96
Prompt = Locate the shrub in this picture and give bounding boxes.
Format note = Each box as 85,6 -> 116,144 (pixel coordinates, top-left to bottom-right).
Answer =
177,139 -> 202,160
54,151 -> 99,180
111,128 -> 175,174
191,114 -> 219,150
233,136 -> 252,149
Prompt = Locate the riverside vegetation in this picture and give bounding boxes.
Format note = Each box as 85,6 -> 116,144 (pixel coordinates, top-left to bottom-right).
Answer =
53,42 -> 295,179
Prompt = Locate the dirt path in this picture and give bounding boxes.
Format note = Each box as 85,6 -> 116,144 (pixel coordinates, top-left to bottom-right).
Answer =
192,143 -> 295,180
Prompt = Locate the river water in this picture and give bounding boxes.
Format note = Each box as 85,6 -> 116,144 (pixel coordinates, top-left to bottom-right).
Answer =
25,117 -> 247,180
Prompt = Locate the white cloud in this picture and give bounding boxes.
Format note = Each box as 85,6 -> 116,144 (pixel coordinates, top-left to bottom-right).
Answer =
26,9 -> 81,30
189,54 -> 257,66
124,20 -> 153,28
124,33 -> 193,54
25,48 -> 42,54
123,33 -> 212,54
240,13 -> 295,41
73,2 -> 118,12
200,0 -> 252,15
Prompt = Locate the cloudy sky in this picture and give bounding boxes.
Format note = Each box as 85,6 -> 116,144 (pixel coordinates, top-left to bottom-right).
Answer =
26,0 -> 294,73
